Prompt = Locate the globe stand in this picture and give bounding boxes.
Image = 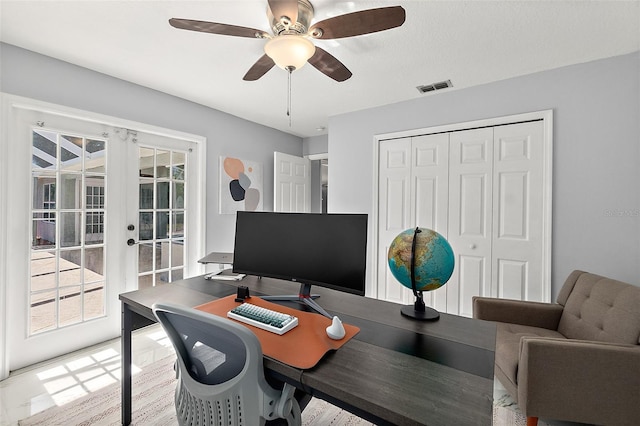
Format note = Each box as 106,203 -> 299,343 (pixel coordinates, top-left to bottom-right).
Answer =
401,292 -> 440,320
400,227 -> 441,321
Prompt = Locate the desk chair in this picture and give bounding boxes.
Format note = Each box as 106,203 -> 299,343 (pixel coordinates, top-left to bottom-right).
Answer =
153,303 -> 301,426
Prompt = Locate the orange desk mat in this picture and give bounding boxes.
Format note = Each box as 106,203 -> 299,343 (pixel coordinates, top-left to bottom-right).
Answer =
195,295 -> 360,369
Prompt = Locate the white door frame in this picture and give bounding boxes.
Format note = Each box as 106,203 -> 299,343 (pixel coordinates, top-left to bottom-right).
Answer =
0,93 -> 207,378
371,110 -> 553,301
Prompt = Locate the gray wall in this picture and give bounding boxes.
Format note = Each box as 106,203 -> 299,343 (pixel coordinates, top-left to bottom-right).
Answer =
303,134 -> 328,157
329,51 -> 640,300
0,43 -> 303,253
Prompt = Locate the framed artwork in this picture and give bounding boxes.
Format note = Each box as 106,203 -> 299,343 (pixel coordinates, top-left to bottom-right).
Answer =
219,156 -> 263,214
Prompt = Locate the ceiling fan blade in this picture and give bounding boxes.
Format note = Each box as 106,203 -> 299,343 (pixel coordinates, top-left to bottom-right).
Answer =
243,54 -> 276,81
309,6 -> 406,39
307,47 -> 352,82
169,18 -> 267,38
268,0 -> 298,24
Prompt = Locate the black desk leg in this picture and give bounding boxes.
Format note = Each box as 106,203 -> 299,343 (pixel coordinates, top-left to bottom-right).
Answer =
121,303 -> 133,426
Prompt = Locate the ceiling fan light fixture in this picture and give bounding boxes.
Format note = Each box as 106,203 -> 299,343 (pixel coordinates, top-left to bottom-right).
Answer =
264,35 -> 316,71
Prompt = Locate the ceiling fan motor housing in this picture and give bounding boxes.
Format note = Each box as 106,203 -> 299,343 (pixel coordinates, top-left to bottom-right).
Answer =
268,0 -> 314,35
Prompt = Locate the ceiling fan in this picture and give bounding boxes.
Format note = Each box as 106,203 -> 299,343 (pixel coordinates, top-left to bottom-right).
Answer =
169,0 -> 406,82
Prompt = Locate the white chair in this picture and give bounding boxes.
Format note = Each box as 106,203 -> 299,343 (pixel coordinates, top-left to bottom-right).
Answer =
152,302 -> 301,426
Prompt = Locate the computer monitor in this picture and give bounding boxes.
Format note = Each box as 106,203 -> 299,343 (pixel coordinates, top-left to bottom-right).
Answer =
232,211 -> 368,317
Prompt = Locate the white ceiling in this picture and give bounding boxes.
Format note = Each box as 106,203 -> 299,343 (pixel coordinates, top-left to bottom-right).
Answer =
1,1 -> 639,138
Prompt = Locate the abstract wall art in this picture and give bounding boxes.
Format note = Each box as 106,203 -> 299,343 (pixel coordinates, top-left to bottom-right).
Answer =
219,156 -> 263,214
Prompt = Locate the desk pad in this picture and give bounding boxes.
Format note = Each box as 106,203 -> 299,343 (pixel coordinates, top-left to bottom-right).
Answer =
195,295 -> 360,369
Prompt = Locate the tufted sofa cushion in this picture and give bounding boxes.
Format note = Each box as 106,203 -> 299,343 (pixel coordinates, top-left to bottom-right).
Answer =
557,271 -> 640,345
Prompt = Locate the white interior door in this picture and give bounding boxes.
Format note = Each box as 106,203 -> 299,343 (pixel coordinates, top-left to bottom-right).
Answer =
274,152 -> 311,212
2,99 -> 204,372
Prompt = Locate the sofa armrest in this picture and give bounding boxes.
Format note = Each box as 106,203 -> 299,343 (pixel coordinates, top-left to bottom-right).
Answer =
517,337 -> 640,425
472,296 -> 563,330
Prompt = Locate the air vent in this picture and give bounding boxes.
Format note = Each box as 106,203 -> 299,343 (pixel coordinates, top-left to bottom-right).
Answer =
416,79 -> 453,94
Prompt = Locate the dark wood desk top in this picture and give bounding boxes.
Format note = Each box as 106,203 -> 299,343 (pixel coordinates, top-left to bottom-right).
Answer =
120,274 -> 496,426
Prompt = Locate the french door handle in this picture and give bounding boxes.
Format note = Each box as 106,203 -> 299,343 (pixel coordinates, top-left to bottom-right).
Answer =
127,239 -> 138,246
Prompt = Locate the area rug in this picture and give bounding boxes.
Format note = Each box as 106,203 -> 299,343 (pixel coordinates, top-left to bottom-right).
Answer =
19,354 -> 538,426
18,355 -> 374,426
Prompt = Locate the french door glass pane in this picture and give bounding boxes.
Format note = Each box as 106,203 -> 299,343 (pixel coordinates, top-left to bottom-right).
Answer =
84,281 -> 105,320
139,147 -> 154,177
172,212 -> 184,237
139,212 -> 153,240
139,182 -> 154,209
29,129 -> 107,335
156,242 -> 170,270
173,240 -> 184,267
60,212 -> 81,248
173,182 -> 184,208
85,139 -> 106,173
172,268 -> 184,281
156,150 -> 170,178
32,214 -> 56,248
138,274 -> 153,290
156,212 -> 169,239
59,173 -> 81,209
157,182 -> 170,209
137,146 -> 187,288
138,243 -> 153,273
59,285 -> 82,327
60,249 -> 82,285
30,290 -> 56,334
85,247 -> 104,281
172,152 -> 185,180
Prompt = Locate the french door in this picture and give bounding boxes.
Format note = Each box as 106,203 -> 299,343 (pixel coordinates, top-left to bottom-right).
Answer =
3,99 -> 204,372
128,135 -> 198,289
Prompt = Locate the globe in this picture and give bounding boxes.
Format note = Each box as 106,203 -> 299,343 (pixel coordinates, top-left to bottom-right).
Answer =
387,227 -> 455,293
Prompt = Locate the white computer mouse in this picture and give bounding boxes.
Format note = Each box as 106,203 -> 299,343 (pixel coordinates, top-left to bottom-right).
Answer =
326,316 -> 346,340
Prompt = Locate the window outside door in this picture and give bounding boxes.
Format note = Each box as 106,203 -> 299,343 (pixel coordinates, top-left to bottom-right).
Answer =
2,100 -> 205,373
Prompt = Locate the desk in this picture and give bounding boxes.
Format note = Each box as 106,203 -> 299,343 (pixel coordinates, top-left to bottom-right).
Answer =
120,275 -> 496,426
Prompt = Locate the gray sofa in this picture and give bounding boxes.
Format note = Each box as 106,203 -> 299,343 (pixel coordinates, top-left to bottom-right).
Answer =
473,270 -> 640,426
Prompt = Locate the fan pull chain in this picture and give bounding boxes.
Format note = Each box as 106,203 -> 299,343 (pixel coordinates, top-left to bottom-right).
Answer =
286,66 -> 293,127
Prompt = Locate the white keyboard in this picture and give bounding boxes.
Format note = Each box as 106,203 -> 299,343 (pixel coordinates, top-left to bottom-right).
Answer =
228,302 -> 299,335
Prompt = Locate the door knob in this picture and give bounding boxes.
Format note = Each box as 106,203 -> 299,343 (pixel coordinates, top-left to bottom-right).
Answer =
127,239 -> 137,246
469,243 -> 476,249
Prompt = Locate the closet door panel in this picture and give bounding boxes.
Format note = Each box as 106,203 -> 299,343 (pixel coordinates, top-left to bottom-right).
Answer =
412,134 -> 449,311
492,121 -> 545,301
448,128 -> 493,315
378,139 -> 412,304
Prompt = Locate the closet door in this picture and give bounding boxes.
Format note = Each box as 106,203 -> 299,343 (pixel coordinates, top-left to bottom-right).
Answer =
375,116 -> 550,314
447,128 -> 494,316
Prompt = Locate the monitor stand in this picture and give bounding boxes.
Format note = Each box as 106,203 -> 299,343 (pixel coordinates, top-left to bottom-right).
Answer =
261,283 -> 332,318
